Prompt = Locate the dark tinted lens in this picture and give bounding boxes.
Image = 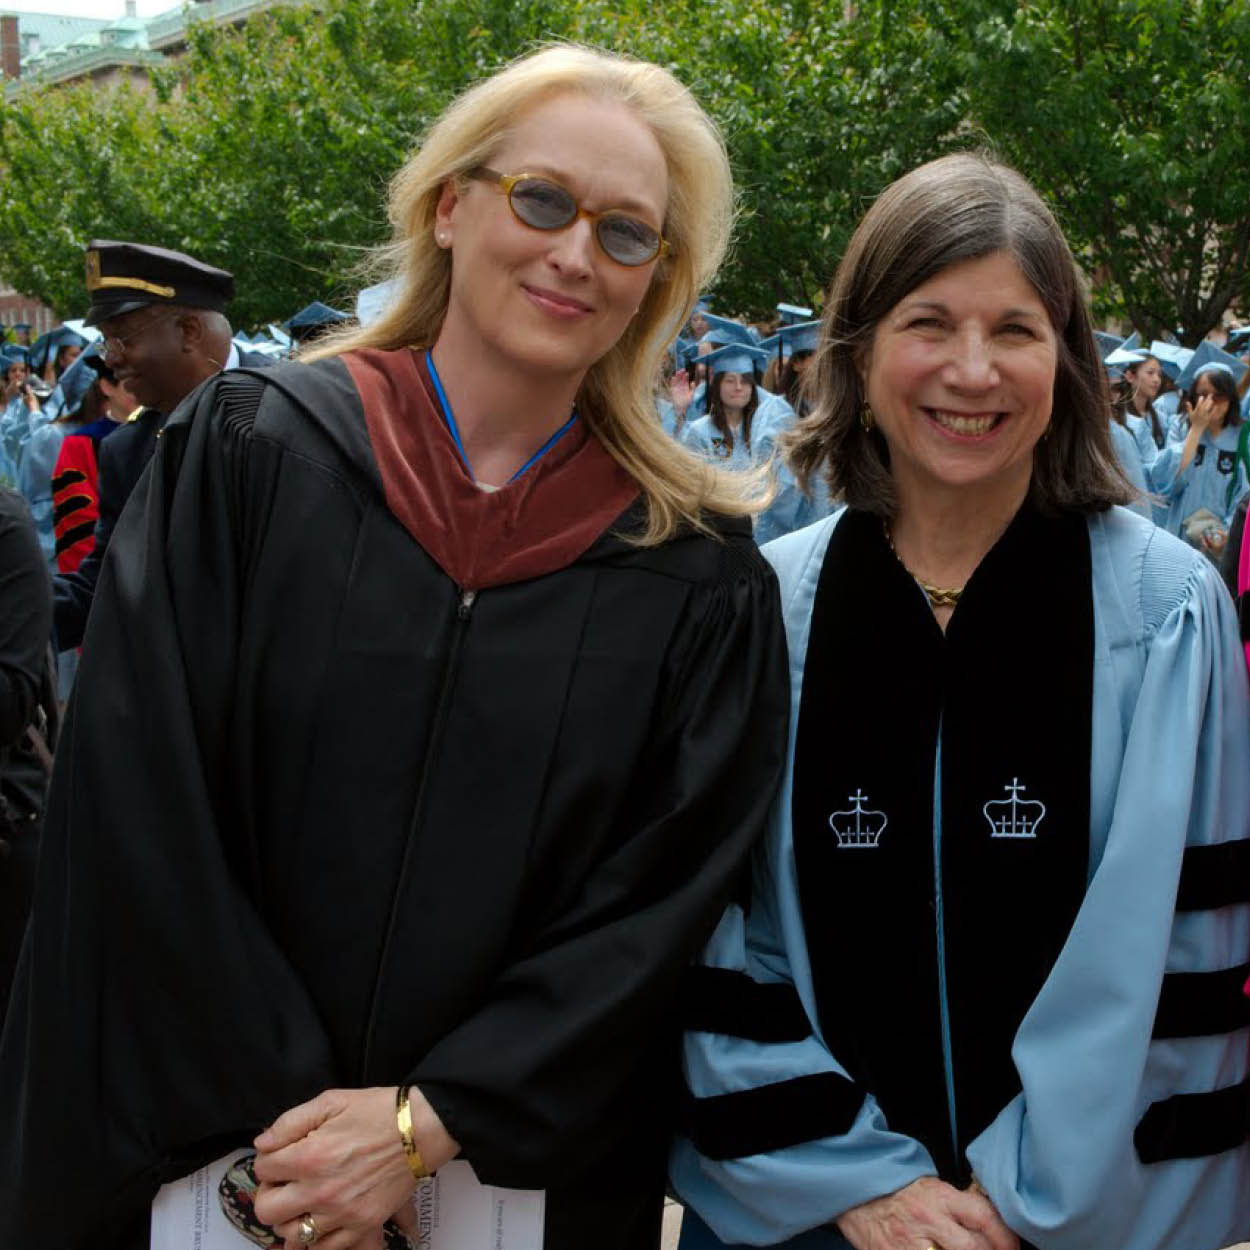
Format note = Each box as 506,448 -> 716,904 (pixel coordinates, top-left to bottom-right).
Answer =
597,214 -> 660,266
509,178 -> 577,229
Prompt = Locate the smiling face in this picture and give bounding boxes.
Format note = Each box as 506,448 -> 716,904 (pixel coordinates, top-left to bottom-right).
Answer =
861,250 -> 1058,507
434,92 -> 668,385
97,306 -> 197,414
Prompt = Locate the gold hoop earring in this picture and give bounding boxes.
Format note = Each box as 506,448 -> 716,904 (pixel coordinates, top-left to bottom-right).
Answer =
860,404 -> 875,432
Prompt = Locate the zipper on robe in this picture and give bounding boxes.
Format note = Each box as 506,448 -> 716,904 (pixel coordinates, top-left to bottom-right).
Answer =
359,582 -> 478,1078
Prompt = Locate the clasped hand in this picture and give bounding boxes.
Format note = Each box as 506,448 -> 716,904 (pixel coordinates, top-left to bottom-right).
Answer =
251,1086 -> 457,1250
836,1176 -> 1019,1250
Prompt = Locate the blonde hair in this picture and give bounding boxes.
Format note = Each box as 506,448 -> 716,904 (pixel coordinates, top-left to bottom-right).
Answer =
306,43 -> 760,543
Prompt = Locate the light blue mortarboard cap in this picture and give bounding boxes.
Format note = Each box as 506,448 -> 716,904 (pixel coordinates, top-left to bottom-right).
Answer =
1093,331 -> 1123,360
1176,339 -> 1248,390
777,320 -> 820,356
702,343 -> 770,375
700,313 -> 756,348
1225,327 -> 1250,354
58,341 -> 109,417
285,301 -> 350,332
1104,345 -> 1148,370
1120,331 -> 1142,352
692,297 -> 710,315
670,335 -> 695,368
29,325 -> 88,372
776,302 -> 813,326
1148,340 -> 1194,381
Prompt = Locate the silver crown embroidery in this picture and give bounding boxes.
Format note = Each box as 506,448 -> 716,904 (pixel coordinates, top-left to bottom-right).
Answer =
982,779 -> 1046,838
829,790 -> 888,848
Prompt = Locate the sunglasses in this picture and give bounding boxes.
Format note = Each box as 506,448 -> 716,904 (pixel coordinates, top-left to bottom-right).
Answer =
468,167 -> 669,267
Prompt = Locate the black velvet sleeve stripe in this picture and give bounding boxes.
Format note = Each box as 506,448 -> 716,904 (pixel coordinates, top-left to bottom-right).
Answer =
1238,591 -> 1248,642
682,1071 -> 865,1160
52,495 -> 92,527
1153,963 -> 1250,1038
50,468 -> 87,492
1176,840 -> 1250,911
1135,1076 -> 1250,1163
55,521 -> 96,556
681,966 -> 812,1042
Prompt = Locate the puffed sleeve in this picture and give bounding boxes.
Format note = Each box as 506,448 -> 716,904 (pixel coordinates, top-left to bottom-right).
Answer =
967,554 -> 1250,1250
670,808 -> 936,1245
409,551 -> 790,1185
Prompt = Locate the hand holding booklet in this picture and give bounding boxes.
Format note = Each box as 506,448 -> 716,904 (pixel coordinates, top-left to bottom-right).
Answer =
150,1150 -> 545,1250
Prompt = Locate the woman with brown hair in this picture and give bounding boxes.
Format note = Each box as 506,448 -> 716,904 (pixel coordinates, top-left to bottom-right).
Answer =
673,153 -> 1250,1250
0,44 -> 788,1250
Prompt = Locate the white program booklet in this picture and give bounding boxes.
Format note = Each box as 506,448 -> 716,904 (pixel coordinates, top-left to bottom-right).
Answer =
151,1150 -> 545,1250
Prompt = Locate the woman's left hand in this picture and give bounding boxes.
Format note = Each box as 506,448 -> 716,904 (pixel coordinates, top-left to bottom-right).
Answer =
251,1086 -> 455,1250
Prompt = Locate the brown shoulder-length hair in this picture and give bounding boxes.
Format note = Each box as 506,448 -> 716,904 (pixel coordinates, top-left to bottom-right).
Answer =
787,152 -> 1132,516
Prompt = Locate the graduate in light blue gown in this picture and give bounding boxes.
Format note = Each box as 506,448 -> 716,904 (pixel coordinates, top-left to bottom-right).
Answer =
1149,355 -> 1249,558
1110,349 -> 1168,468
672,153 -> 1250,1250
1107,416 -> 1153,520
754,321 -> 834,545
681,344 -> 791,471
0,355 -> 44,485
689,316 -> 780,421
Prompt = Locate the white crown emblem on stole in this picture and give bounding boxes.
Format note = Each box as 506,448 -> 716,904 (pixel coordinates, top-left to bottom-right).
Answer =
829,791 -> 888,848
982,778 -> 1046,838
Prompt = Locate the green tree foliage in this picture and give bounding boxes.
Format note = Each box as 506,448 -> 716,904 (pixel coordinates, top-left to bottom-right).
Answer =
2,0 -> 1249,338
963,0 -> 1250,344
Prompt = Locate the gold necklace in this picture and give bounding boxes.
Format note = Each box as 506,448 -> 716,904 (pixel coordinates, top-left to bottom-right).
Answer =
882,520 -> 965,607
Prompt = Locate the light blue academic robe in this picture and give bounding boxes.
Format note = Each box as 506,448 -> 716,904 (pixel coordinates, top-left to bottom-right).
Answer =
1,398 -> 48,475
1108,420 -> 1153,521
18,419 -> 77,568
672,506 -> 1250,1250
753,460 -> 834,547
658,397 -> 683,441
1149,421 -> 1249,535
1125,408 -> 1162,469
681,394 -> 794,472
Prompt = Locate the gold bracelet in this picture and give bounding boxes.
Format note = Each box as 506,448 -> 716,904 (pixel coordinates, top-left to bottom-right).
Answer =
396,1084 -> 432,1181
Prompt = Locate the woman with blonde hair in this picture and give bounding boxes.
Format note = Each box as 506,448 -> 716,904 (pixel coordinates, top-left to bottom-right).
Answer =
0,44 -> 787,1250
673,152 -> 1250,1250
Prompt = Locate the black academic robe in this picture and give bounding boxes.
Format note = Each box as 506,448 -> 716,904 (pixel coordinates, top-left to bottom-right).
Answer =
0,487 -> 52,1019
52,349 -> 275,648
0,357 -> 788,1250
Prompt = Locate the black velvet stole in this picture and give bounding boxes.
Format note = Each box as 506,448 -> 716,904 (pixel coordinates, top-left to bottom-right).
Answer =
791,505 -> 1093,1183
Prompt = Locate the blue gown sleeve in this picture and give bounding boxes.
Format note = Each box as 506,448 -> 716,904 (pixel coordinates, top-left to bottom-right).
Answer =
671,856 -> 937,1245
967,553 -> 1250,1250
1145,433 -> 1186,497
1108,422 -> 1152,521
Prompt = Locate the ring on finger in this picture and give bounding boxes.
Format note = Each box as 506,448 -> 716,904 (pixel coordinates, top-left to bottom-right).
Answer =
296,1213 -> 320,1245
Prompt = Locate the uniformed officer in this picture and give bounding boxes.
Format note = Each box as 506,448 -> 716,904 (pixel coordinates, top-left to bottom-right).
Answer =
53,240 -> 272,649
